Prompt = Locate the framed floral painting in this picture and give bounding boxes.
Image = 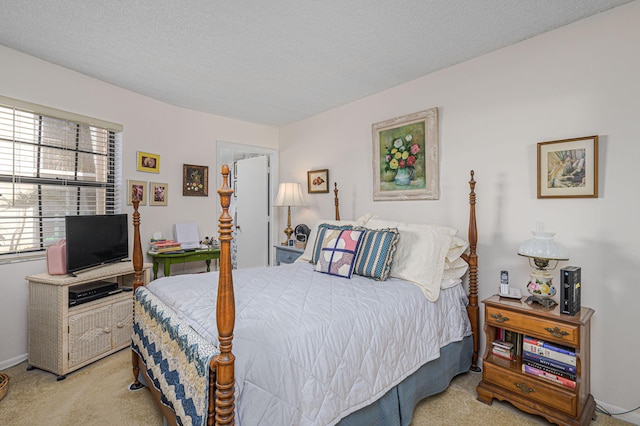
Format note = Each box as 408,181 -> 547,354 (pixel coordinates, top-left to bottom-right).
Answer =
183,164 -> 208,196
372,108 -> 439,201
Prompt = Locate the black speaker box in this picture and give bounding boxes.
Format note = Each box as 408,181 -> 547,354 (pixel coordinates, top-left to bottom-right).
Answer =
560,266 -> 581,315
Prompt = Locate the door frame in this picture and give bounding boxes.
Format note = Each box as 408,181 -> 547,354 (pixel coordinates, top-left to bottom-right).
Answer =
216,141 -> 279,266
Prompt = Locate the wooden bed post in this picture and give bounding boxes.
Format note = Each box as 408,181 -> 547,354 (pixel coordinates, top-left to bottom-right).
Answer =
212,165 -> 236,425
466,171 -> 481,372
130,199 -> 145,390
334,182 -> 340,221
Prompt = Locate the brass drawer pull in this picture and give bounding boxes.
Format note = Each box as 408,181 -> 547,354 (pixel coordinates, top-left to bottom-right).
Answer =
515,382 -> 535,394
544,326 -> 569,338
490,313 -> 509,323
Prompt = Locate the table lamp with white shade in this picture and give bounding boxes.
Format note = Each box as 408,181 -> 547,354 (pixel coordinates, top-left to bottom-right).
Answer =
274,182 -> 306,244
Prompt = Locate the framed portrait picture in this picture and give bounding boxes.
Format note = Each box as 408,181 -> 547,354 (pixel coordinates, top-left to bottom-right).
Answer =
537,135 -> 598,198
149,182 -> 168,206
136,151 -> 160,173
127,180 -> 147,206
183,164 -> 209,196
372,107 -> 439,201
307,169 -> 329,193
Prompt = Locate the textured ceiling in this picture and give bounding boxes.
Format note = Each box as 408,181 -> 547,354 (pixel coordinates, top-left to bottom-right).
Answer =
0,0 -> 633,126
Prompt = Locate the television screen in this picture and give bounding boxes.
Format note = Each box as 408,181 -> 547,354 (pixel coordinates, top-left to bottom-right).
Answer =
65,214 -> 129,274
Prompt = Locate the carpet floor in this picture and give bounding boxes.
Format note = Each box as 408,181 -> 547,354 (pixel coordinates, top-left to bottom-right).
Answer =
0,349 -> 632,425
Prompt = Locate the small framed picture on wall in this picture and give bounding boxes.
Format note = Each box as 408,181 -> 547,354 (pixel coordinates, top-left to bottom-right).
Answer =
149,182 -> 168,206
136,151 -> 160,173
307,169 -> 329,193
183,164 -> 209,196
127,180 -> 147,205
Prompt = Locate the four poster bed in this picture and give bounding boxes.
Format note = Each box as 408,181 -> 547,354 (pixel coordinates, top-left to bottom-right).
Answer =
128,166 -> 480,426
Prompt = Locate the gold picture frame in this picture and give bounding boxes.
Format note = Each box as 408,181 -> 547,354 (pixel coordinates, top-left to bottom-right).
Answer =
149,182 -> 168,206
538,135 -> 598,198
127,180 -> 147,206
137,151 -> 160,173
372,107 -> 439,201
183,164 -> 209,196
307,169 -> 329,193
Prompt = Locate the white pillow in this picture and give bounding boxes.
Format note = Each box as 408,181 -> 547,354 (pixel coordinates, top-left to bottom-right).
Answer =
366,219 -> 456,301
447,236 -> 469,261
443,257 -> 469,280
296,213 -> 372,263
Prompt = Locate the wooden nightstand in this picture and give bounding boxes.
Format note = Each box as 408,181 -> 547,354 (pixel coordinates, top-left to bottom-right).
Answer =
274,245 -> 304,265
476,295 -> 595,425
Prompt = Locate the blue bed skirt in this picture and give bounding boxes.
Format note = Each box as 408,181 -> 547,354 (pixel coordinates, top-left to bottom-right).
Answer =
338,335 -> 473,426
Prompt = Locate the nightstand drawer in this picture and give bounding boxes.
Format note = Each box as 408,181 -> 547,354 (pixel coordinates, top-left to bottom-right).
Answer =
484,362 -> 577,416
274,245 -> 304,265
485,305 -> 579,346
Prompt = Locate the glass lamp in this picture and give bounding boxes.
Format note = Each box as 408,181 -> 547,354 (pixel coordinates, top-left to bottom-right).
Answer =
273,182 -> 306,243
517,228 -> 569,298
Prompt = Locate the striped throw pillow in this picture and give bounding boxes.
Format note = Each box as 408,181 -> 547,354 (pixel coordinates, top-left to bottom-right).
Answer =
310,223 -> 353,264
353,227 -> 400,281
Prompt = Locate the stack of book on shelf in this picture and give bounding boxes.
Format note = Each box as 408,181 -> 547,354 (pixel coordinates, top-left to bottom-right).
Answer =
492,340 -> 514,360
149,239 -> 182,254
522,335 -> 577,389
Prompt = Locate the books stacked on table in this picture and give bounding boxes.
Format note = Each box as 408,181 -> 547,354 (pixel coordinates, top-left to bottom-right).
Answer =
149,239 -> 183,254
522,335 -> 577,389
492,340 -> 515,360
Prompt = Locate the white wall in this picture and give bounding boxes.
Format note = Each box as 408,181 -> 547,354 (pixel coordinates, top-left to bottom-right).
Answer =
280,2 -> 640,421
0,45 -> 279,368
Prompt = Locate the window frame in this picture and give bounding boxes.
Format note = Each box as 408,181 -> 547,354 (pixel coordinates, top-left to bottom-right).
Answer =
0,95 -> 123,262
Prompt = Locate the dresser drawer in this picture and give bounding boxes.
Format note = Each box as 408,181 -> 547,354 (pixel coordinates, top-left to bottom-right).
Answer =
484,362 -> 577,416
485,305 -> 579,347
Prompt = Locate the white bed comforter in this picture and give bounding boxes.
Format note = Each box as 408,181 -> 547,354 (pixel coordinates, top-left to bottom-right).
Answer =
146,262 -> 471,426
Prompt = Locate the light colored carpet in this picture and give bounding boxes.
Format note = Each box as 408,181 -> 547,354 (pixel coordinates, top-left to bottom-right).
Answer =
0,349 -> 632,425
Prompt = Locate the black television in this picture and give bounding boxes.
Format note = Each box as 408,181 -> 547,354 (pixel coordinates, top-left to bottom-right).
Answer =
65,214 -> 129,274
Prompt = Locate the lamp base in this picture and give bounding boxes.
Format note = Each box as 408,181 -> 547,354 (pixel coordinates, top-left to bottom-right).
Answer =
526,269 -> 556,298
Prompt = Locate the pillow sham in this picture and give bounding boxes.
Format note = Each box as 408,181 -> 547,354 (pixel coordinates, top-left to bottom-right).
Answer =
353,227 -> 400,281
315,229 -> 364,278
365,218 -> 456,301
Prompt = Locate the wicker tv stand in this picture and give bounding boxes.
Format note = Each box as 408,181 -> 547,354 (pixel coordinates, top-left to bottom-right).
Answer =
27,261 -> 150,380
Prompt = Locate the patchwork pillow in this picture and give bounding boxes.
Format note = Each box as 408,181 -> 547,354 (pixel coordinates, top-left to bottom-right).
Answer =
298,214 -> 373,263
315,229 -> 364,278
353,227 -> 400,281
310,223 -> 353,264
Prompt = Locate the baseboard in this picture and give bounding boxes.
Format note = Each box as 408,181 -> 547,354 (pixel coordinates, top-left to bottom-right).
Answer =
595,399 -> 640,425
0,353 -> 27,370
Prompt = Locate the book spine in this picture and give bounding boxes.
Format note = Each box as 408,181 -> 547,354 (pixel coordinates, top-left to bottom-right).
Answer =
522,364 -> 576,389
523,335 -> 576,356
522,351 -> 577,374
522,359 -> 576,380
522,341 -> 576,366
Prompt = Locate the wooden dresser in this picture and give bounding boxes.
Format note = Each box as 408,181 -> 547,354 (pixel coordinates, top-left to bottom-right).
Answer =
476,295 -> 595,425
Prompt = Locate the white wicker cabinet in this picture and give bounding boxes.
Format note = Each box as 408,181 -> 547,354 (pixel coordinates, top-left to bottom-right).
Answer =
27,262 -> 150,379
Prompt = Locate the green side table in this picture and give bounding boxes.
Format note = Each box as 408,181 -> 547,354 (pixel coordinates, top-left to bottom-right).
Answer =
147,248 -> 221,279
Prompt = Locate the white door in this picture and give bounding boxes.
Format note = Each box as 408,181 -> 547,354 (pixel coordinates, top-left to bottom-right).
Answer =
235,155 -> 270,268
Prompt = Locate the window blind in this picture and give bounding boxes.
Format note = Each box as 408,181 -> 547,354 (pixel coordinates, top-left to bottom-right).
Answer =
0,97 -> 122,261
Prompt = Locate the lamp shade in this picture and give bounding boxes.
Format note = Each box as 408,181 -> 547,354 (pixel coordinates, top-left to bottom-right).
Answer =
274,182 -> 306,207
517,231 -> 569,261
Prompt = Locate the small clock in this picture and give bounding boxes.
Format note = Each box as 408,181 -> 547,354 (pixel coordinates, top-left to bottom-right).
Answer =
294,224 -> 310,242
